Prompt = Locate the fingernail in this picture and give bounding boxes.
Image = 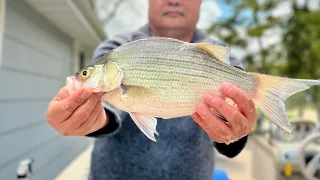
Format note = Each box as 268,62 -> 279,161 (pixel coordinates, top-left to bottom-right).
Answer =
197,104 -> 207,115
206,93 -> 219,104
221,83 -> 233,94
209,94 -> 217,102
81,89 -> 91,99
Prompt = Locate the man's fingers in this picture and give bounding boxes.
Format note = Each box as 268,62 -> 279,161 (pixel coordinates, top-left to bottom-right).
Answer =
62,93 -> 103,130
202,93 -> 246,138
86,103 -> 107,134
47,85 -> 108,136
195,103 -> 233,139
74,100 -> 102,129
73,102 -> 107,136
85,107 -> 107,135
219,83 -> 257,120
49,88 -> 93,121
72,102 -> 104,136
52,86 -> 71,101
62,87 -> 94,112
47,87 -> 84,124
191,113 -> 228,143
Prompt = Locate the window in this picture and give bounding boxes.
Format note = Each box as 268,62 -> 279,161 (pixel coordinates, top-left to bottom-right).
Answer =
79,51 -> 85,69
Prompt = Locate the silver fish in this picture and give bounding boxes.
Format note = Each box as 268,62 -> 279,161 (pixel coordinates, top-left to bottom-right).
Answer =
66,37 -> 320,141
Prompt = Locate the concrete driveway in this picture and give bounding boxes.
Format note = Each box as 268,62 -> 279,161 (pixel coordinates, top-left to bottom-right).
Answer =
215,142 -> 255,180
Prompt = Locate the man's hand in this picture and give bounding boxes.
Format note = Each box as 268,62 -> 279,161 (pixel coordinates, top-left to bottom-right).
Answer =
191,83 -> 258,144
46,86 -> 108,136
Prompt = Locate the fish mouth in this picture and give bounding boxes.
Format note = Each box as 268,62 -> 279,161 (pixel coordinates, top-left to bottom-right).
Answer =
66,75 -> 107,94
66,76 -> 83,94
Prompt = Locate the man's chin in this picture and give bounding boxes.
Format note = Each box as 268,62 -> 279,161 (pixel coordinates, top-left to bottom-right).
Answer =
161,19 -> 187,29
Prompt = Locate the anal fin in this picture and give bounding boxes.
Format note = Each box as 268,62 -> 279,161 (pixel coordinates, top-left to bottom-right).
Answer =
129,113 -> 159,142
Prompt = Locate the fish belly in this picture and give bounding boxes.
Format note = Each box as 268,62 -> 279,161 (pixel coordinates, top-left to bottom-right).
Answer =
102,71 -> 252,119
102,82 -> 217,119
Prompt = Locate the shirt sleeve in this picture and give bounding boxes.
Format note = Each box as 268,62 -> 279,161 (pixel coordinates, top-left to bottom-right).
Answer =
86,35 -> 131,138
214,135 -> 248,158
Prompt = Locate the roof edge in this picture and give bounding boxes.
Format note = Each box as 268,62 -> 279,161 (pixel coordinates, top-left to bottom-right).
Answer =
64,0 -> 106,44
70,0 -> 107,40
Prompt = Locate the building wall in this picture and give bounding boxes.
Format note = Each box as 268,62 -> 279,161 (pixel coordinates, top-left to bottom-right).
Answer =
0,1 -> 91,179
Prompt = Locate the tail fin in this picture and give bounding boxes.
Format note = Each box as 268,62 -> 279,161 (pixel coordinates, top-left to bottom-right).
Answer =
295,79 -> 320,86
249,73 -> 319,134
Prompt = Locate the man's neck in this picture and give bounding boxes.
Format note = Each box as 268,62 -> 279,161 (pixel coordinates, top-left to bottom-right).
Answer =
149,25 -> 194,42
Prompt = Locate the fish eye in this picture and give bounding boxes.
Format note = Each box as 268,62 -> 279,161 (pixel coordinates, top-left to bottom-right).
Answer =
80,69 -> 90,78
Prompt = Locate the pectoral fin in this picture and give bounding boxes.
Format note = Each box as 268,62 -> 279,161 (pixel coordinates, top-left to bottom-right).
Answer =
129,112 -> 159,142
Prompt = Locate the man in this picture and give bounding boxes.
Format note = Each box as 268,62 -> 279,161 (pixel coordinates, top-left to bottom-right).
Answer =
46,0 -> 257,179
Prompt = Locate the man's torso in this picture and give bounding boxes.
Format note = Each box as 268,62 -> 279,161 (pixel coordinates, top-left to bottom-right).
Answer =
89,24 -> 244,180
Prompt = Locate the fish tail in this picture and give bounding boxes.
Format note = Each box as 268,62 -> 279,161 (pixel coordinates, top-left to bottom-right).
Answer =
295,79 -> 320,86
249,73 -> 320,134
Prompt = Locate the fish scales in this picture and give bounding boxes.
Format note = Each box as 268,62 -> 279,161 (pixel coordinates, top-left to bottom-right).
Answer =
120,51 -> 239,82
123,53 -> 249,84
108,39 -> 254,93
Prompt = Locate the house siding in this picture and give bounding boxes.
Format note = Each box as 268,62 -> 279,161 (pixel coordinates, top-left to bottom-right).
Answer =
0,1 -> 91,179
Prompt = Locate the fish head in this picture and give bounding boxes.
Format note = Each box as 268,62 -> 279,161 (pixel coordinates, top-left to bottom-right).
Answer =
66,64 -> 105,94
66,62 -> 124,94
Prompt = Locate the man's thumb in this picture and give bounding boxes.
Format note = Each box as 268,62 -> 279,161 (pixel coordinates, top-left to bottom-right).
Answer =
60,88 -> 93,113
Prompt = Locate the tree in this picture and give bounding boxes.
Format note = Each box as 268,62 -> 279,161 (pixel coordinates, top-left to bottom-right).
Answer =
280,1 -> 320,120
206,0 -> 282,73
207,0 -> 320,121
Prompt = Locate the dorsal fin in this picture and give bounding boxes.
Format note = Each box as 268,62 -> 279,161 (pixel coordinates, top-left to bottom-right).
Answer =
192,43 -> 231,64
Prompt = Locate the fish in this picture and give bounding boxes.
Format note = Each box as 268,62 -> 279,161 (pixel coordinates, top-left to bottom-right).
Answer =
66,37 -> 320,142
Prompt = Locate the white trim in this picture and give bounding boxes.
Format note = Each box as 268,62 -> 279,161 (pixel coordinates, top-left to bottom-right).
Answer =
64,0 -> 101,44
72,40 -> 80,73
0,0 -> 6,66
